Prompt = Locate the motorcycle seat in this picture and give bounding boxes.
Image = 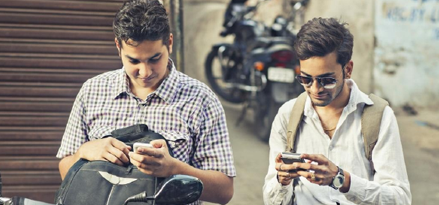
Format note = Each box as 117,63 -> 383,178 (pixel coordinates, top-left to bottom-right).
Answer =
248,37 -> 291,50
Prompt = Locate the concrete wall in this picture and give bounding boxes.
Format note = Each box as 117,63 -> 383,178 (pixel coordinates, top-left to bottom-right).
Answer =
374,0 -> 439,108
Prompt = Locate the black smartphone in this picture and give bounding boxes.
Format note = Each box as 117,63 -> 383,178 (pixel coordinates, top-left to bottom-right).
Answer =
280,152 -> 305,164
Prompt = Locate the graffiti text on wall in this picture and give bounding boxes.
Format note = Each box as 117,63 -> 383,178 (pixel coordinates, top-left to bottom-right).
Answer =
386,6 -> 439,23
385,3 -> 439,40
435,28 -> 439,39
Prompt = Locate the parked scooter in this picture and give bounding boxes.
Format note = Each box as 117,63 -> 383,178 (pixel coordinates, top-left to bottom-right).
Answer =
205,0 -> 304,141
0,175 -> 203,205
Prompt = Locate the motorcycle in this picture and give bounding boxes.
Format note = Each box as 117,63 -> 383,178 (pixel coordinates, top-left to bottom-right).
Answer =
272,0 -> 309,38
0,175 -> 203,205
205,0 -> 304,141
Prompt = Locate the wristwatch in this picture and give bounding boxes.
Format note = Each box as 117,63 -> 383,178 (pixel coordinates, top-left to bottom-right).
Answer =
329,166 -> 345,190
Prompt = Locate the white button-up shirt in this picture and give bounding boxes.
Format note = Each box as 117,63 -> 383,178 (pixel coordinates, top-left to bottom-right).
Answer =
263,80 -> 411,205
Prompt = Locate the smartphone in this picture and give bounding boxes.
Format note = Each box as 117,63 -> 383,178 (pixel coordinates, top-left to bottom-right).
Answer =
133,142 -> 153,153
280,152 -> 305,164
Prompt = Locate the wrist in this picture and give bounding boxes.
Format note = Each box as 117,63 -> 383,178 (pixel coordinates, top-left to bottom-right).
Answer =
329,166 -> 345,190
339,170 -> 351,193
77,141 -> 91,160
169,157 -> 188,176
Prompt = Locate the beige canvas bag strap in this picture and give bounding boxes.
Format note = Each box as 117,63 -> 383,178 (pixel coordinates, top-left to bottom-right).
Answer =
362,94 -> 389,161
286,92 -> 307,152
286,93 -> 388,160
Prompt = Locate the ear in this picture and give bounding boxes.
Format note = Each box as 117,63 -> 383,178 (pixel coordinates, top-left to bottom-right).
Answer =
168,33 -> 173,54
345,60 -> 353,79
115,38 -> 121,56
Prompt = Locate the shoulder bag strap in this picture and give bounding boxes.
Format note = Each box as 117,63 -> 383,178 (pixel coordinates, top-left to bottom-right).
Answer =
286,92 -> 307,152
361,94 -> 388,162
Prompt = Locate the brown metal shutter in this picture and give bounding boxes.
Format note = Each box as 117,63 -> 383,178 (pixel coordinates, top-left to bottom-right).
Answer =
0,0 -> 123,202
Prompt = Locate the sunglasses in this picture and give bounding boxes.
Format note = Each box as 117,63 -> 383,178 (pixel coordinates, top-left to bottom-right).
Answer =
295,75 -> 337,89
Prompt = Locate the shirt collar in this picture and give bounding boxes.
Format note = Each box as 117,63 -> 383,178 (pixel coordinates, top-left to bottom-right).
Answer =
112,68 -> 129,99
304,79 -> 373,117
111,58 -> 179,104
154,58 -> 179,104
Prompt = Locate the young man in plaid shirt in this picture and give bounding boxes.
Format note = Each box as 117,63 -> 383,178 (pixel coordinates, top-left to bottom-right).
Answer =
57,1 -> 235,204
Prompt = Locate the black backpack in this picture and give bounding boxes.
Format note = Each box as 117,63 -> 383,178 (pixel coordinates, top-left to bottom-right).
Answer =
55,124 -> 173,205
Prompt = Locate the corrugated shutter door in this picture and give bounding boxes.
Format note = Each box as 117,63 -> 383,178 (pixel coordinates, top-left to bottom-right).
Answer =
0,0 -> 123,202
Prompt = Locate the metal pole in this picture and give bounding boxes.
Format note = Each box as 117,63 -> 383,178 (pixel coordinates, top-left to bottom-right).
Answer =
163,0 -> 184,73
0,172 -> 2,197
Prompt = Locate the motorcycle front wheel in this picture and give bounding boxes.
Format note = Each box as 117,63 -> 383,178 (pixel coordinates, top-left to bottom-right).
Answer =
205,47 -> 245,104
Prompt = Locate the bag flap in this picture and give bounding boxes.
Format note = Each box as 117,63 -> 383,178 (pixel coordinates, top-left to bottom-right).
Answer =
111,124 -> 174,157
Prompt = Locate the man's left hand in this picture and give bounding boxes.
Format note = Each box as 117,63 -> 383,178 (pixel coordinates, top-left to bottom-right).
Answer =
129,139 -> 178,177
295,154 -> 339,186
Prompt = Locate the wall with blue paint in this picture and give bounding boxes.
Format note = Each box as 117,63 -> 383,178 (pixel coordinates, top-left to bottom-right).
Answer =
374,0 -> 439,107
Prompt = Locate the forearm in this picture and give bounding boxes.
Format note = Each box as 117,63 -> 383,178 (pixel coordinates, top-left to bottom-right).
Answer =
59,154 -> 81,180
173,160 -> 233,204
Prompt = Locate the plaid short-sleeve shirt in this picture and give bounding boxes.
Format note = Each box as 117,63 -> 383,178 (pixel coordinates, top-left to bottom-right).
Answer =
57,60 -> 236,178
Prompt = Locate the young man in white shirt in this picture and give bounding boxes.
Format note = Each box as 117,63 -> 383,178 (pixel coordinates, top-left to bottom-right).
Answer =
263,17 -> 411,205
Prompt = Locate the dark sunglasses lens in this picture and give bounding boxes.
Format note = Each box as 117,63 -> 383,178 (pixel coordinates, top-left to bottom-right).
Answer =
297,76 -> 312,85
320,77 -> 336,85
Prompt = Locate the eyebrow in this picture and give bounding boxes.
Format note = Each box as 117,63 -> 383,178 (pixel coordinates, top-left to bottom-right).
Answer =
301,70 -> 335,77
125,52 -> 162,61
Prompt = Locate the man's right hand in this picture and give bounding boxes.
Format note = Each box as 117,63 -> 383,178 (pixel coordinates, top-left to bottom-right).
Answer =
59,137 -> 131,180
275,153 -> 306,186
77,137 -> 131,166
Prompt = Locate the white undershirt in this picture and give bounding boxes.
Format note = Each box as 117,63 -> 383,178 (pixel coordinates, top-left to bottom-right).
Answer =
263,80 -> 411,205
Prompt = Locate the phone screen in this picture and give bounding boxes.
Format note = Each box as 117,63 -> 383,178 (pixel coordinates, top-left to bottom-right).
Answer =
281,152 -> 305,164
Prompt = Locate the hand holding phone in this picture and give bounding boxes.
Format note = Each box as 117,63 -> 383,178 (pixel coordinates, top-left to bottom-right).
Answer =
280,152 -> 306,172
281,152 -> 305,164
133,142 -> 153,153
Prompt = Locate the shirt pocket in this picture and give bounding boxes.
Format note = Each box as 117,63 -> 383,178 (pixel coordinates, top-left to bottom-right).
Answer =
88,126 -> 114,140
158,130 -> 193,163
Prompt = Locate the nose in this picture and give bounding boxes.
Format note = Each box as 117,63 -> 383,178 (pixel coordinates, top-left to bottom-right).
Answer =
309,78 -> 323,93
138,63 -> 152,78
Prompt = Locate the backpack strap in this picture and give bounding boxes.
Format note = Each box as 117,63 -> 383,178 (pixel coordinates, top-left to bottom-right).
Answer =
286,92 -> 307,152
362,94 -> 388,161
285,92 -> 388,203
285,92 -> 307,204
286,93 -> 388,161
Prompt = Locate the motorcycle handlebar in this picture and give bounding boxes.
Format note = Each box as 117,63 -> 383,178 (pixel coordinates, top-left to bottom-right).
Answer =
290,0 -> 309,7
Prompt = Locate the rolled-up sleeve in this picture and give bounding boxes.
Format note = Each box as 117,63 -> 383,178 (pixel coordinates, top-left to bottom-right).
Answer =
56,82 -> 89,158
192,93 -> 236,177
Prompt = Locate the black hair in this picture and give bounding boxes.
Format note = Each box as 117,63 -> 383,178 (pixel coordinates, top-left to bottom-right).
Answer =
113,0 -> 170,48
293,17 -> 353,67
